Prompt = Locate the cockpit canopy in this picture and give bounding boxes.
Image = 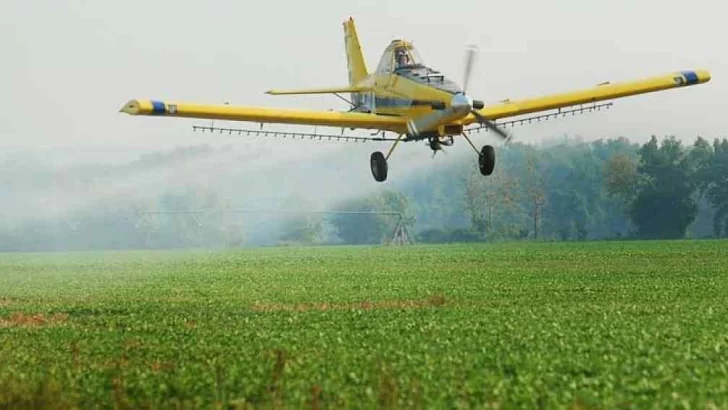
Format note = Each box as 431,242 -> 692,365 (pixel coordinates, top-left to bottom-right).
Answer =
376,40 -> 425,73
375,39 -> 462,95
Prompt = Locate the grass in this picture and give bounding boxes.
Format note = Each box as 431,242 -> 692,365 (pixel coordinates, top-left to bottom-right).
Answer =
0,240 -> 727,408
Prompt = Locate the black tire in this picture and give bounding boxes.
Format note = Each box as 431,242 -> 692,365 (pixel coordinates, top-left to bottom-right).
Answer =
479,145 -> 496,176
370,151 -> 388,182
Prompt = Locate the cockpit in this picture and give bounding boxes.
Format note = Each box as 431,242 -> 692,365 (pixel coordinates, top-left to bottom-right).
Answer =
376,40 -> 462,94
376,40 -> 425,73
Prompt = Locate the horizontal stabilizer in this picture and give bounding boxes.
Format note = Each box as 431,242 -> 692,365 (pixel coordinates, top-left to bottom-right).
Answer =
265,85 -> 371,95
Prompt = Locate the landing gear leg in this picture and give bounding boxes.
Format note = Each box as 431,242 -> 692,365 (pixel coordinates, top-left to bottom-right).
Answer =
461,132 -> 495,176
370,133 -> 404,182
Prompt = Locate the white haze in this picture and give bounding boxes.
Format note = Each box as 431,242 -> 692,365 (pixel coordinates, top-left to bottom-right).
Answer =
0,120 -> 511,247
1,0 -> 724,247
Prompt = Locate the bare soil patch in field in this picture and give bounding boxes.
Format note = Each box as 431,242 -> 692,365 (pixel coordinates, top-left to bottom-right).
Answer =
0,312 -> 68,328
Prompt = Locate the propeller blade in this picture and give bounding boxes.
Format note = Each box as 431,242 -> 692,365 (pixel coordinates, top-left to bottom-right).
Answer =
407,107 -> 458,136
462,45 -> 478,94
472,110 -> 509,140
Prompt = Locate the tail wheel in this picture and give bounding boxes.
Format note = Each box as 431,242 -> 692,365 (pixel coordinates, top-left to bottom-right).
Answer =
479,145 -> 496,176
370,151 -> 388,182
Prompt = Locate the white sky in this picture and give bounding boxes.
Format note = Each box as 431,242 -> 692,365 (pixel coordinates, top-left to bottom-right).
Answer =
1,0 -> 725,157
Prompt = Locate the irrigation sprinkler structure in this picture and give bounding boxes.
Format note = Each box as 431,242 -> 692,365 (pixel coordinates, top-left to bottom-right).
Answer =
132,208 -> 414,246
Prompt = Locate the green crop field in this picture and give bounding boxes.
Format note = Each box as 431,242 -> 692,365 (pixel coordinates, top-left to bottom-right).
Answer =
1,240 -> 727,408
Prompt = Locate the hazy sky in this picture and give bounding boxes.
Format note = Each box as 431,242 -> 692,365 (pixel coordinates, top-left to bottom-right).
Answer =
1,0 -> 725,157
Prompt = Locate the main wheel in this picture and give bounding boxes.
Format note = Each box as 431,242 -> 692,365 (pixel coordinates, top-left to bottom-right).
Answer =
478,145 -> 496,176
370,151 -> 388,182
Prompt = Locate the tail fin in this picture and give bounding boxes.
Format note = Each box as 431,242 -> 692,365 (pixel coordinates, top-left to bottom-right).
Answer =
343,17 -> 368,86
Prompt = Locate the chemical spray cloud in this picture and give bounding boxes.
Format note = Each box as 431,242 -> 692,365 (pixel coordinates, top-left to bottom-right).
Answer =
0,127 -> 485,248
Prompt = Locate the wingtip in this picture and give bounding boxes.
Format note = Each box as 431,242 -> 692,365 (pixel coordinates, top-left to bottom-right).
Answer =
698,69 -> 711,83
119,100 -> 140,114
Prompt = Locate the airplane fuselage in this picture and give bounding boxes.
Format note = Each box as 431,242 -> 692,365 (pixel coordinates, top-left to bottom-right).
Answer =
348,40 -> 467,138
352,80 -> 465,138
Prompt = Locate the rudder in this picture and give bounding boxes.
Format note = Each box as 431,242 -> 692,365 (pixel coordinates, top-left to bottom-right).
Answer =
343,17 -> 368,86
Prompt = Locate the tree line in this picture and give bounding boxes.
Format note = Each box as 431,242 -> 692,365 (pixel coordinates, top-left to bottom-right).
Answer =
0,135 -> 726,251
401,135 -> 728,243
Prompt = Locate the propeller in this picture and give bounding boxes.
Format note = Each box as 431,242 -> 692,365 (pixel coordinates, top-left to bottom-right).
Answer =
406,45 -> 510,141
462,45 -> 477,94
471,110 -> 509,140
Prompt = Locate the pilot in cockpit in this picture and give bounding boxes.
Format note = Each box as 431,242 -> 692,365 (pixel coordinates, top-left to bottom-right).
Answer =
395,48 -> 411,69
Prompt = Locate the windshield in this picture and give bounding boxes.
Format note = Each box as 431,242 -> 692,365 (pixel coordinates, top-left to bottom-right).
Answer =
376,48 -> 394,73
406,47 -> 424,66
394,45 -> 424,70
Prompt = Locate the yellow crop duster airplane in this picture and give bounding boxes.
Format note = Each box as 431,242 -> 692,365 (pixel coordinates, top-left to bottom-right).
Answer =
120,18 -> 710,182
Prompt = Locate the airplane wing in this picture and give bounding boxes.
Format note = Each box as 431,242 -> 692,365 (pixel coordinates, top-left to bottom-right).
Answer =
265,85 -> 371,95
121,70 -> 709,138
119,99 -> 406,133
467,69 -> 711,125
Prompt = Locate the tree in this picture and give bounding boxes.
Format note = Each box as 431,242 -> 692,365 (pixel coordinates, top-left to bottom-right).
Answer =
278,214 -> 324,244
541,143 -> 608,241
604,153 -> 639,204
628,136 -> 700,239
463,166 -> 520,240
524,154 -> 547,239
703,138 -> 728,237
330,189 -> 414,245
278,195 -> 324,245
